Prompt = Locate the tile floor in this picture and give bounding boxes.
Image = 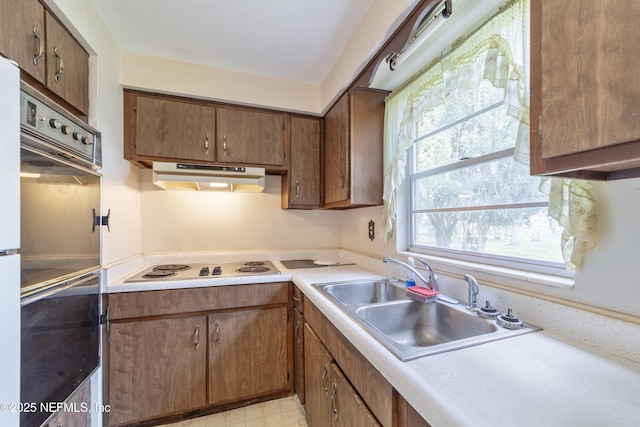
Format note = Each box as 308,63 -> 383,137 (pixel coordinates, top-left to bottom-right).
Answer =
160,395 -> 307,427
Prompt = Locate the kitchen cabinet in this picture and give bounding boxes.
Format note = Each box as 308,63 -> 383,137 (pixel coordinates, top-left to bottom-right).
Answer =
0,0 -> 45,84
208,306 -> 289,405
216,106 -> 286,168
128,92 -> 216,162
293,285 -> 305,404
530,0 -> 640,179
282,116 -> 323,209
0,1 -> 89,116
324,89 -> 386,208
106,282 -> 292,426
304,324 -> 379,427
304,300 -> 393,426
108,315 -> 207,426
45,11 -> 89,115
43,377 -> 92,427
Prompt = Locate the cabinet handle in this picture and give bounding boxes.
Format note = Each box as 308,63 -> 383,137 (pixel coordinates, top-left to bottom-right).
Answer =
54,47 -> 64,82
204,134 -> 210,152
330,382 -> 338,420
194,324 -> 200,350
33,27 -> 43,66
339,171 -> 345,191
292,295 -> 300,303
321,364 -> 329,397
223,136 -> 228,156
214,323 -> 220,343
294,320 -> 300,344
295,179 -> 300,199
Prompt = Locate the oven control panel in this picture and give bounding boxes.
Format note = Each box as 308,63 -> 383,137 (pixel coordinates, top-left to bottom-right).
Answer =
19,84 -> 102,169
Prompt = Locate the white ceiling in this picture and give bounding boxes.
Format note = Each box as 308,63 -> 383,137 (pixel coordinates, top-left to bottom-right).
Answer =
91,0 -> 374,85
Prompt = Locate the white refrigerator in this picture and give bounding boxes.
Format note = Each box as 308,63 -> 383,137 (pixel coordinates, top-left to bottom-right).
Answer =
0,56 -> 21,427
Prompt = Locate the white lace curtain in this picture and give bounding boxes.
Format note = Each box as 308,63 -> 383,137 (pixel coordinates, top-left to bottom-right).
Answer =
381,0 -> 597,269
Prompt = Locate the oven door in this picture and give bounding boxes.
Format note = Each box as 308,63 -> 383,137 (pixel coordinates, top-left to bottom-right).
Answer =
20,144 -> 101,294
20,270 -> 100,427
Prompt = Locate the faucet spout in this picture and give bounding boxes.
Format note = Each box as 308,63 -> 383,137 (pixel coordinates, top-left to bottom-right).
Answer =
414,258 -> 439,292
464,274 -> 479,312
383,257 -> 435,290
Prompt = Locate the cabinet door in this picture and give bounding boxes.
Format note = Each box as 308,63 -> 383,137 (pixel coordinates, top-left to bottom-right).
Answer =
304,323 -> 333,427
45,12 -> 89,114
208,306 -> 289,405
108,316 -> 207,426
286,116 -> 322,208
538,0 -> 640,159
324,93 -> 350,205
294,308 -> 305,404
330,364 -> 380,427
135,95 -> 216,162
217,107 -> 285,167
0,0 -> 45,83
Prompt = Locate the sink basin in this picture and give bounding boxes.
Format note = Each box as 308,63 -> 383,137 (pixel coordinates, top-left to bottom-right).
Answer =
313,279 -> 541,361
320,280 -> 407,306
356,300 -> 497,347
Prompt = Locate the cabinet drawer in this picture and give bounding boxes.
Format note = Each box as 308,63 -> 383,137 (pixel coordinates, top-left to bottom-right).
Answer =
109,282 -> 289,320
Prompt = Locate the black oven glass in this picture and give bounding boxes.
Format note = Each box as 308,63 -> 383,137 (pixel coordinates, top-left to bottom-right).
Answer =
20,274 -> 100,427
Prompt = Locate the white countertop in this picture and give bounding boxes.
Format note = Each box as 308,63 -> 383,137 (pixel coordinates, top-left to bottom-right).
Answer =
105,257 -> 640,426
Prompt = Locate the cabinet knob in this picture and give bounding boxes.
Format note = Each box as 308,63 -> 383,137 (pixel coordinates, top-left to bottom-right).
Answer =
32,27 -> 43,66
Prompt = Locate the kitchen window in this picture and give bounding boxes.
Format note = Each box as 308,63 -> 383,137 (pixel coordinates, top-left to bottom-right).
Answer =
407,79 -> 564,270
381,0 -> 577,280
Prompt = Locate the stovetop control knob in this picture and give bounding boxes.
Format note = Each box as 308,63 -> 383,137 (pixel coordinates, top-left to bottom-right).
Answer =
212,266 -> 222,275
497,307 -> 524,329
81,136 -> 92,145
199,267 -> 210,276
73,131 -> 83,141
61,125 -> 72,135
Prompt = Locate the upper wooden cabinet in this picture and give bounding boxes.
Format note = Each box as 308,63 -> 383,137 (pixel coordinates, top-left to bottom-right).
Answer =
0,0 -> 45,84
530,0 -> 640,179
0,1 -> 89,116
282,116 -> 323,209
216,107 -> 286,167
131,93 -> 216,162
45,12 -> 89,115
324,89 -> 386,208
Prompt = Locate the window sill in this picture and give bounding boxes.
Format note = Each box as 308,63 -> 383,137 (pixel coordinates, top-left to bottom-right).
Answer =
398,250 -> 575,290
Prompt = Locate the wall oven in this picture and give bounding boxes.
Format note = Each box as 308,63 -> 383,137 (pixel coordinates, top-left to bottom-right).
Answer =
19,82 -> 102,427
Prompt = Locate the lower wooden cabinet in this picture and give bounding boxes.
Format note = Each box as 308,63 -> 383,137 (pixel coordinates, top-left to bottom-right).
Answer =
106,282 -> 292,426
304,324 -> 379,427
108,316 -> 207,425
208,306 -> 289,405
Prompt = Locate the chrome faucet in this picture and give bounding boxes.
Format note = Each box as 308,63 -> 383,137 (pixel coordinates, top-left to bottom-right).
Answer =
383,257 -> 436,290
414,258 -> 439,292
464,274 -> 479,312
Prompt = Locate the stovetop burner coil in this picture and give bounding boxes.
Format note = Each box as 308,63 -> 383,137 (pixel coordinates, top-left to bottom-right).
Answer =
236,266 -> 271,273
142,270 -> 177,279
243,261 -> 266,267
152,264 -> 191,272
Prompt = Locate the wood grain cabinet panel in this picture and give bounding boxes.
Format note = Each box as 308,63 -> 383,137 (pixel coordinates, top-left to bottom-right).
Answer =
294,307 -> 305,404
0,0 -> 45,84
217,107 -> 285,167
108,315 -> 207,426
324,89 -> 386,208
530,0 -> 640,179
134,94 -> 216,162
304,324 -> 334,427
208,306 -> 289,405
330,363 -> 380,427
283,116 -> 322,209
45,11 -> 89,115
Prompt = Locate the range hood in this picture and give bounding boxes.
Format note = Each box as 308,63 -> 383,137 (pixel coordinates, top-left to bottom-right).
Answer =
152,162 -> 265,192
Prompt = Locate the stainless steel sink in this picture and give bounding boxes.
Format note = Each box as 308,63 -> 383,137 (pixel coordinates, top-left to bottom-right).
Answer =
321,279 -> 407,306
314,279 -> 540,361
